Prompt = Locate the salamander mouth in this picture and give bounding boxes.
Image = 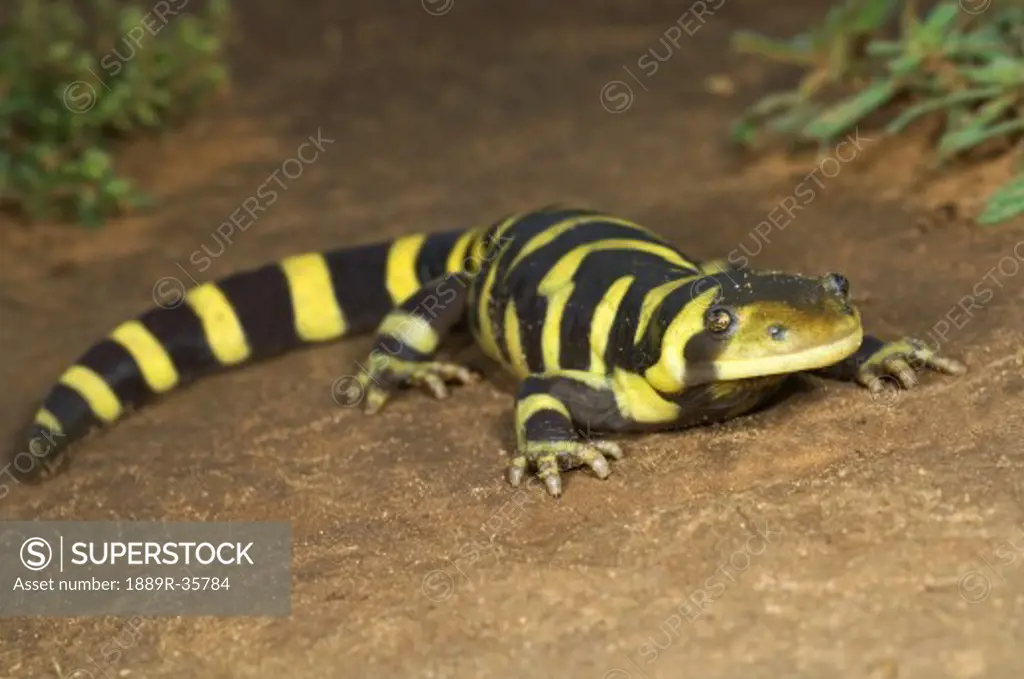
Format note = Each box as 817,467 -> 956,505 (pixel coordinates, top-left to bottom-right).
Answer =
711,327 -> 864,381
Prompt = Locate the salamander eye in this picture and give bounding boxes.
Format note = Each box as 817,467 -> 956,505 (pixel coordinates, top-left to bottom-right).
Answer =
704,307 -> 734,335
768,324 -> 788,342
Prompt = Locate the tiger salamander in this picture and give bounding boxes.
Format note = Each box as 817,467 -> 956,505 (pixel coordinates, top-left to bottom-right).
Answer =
11,206 -> 966,496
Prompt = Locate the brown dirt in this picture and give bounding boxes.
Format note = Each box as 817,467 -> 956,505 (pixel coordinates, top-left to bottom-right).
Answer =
2,1 -> 1024,678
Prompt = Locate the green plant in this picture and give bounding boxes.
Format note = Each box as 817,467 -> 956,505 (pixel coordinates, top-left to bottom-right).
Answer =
0,0 -> 231,227
730,0 -> 1024,226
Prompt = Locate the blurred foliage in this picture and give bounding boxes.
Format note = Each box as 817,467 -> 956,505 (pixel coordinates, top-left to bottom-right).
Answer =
0,0 -> 231,227
730,0 -> 1024,226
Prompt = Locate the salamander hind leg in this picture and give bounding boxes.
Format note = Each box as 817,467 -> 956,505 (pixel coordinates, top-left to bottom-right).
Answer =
342,273 -> 478,414
355,354 -> 477,414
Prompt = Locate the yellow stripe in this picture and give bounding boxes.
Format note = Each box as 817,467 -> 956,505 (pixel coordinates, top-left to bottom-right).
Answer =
541,284 -> 574,372
538,240 -> 688,295
58,365 -> 122,423
613,369 -> 680,424
515,393 -> 571,444
467,216 -> 513,274
645,286 -> 719,393
466,237 -> 487,275
474,215 -> 522,360
532,240 -> 690,372
589,276 -> 634,374
185,284 -> 251,365
559,369 -> 615,391
109,320 -> 180,393
33,408 -> 63,435
385,234 -> 427,304
506,215 -> 653,274
517,393 -> 571,419
446,230 -> 478,274
633,278 -> 693,344
475,266 -> 504,361
280,253 -> 349,342
378,312 -> 440,354
503,300 -> 529,378
699,259 -> 731,274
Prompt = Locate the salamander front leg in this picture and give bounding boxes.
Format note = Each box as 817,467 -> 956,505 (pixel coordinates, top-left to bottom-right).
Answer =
812,335 -> 966,391
508,372 -> 627,497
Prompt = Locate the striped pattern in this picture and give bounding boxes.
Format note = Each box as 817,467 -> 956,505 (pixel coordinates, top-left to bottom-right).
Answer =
186,283 -> 252,365
58,365 -> 122,423
280,253 -> 348,342
644,285 -> 720,393
15,204 -> 858,486
503,299 -> 529,379
515,393 -> 571,446
472,214 -> 524,364
378,312 -> 441,355
17,227 -> 481,473
110,321 -> 180,393
33,409 -> 63,435
470,208 -> 702,378
385,234 -> 428,304
589,276 -> 634,375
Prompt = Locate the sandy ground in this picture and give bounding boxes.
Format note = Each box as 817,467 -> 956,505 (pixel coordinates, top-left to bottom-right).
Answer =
2,1 -> 1024,677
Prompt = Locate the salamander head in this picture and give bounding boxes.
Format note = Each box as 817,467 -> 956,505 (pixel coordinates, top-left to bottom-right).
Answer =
647,270 -> 864,389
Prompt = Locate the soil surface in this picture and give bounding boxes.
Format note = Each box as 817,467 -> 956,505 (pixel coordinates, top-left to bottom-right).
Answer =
2,1 -> 1024,678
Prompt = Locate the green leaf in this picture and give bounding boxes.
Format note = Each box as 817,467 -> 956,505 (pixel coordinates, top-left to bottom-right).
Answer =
937,118 -> 1024,161
977,174 -> 1024,226
943,32 -> 1015,60
747,91 -> 807,118
850,0 -> 901,33
970,93 -> 1019,128
959,57 -> 1024,86
884,86 -> 1003,135
47,40 -> 73,62
104,177 -> 132,197
731,120 -> 759,146
133,101 -> 159,127
886,52 -> 924,77
767,103 -> 824,137
731,31 -> 819,66
911,3 -> 962,51
80,148 -> 111,180
865,40 -> 905,57
802,78 -> 897,140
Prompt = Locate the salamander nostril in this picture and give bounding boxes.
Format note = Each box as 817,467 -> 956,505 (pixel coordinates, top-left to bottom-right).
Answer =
768,325 -> 788,342
823,272 -> 850,298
